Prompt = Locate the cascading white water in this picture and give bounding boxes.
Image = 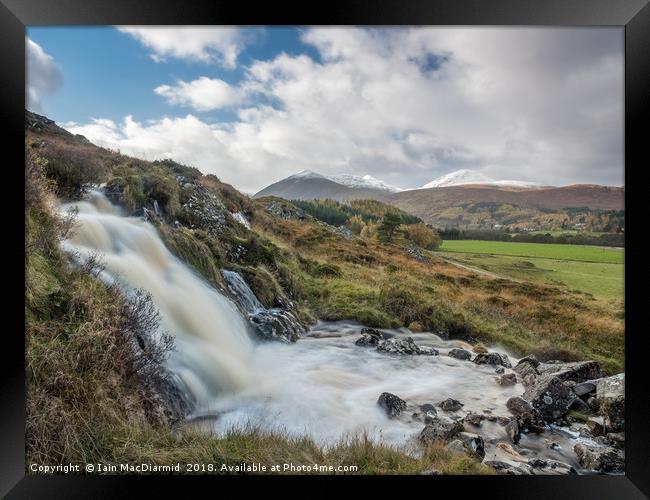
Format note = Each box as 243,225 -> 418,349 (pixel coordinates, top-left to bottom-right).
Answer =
59,192 -> 602,471
59,192 -> 256,404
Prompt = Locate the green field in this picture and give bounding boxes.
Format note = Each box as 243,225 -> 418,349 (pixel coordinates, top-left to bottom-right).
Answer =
440,240 -> 624,264
444,253 -> 624,299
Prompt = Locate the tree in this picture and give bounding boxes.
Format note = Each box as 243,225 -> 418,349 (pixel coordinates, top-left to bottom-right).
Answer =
377,213 -> 402,243
404,223 -> 442,249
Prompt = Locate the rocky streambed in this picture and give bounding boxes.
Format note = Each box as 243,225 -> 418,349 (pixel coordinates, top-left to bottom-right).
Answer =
192,321 -> 624,475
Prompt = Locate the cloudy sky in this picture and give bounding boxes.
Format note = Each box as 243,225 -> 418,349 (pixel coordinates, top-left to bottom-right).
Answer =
27,26 -> 624,193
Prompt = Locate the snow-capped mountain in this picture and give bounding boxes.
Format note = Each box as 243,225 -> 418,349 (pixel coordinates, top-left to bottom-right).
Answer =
328,173 -> 401,193
284,170 -> 401,192
419,169 -> 542,189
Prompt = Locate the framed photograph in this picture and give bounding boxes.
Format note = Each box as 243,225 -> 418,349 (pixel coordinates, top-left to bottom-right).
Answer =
4,0 -> 649,497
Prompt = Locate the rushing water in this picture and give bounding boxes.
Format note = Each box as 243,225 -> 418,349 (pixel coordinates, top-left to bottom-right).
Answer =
59,192 -> 600,471
59,192 -> 255,403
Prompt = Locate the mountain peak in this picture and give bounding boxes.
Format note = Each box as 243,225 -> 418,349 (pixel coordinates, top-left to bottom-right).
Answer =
420,169 -> 542,189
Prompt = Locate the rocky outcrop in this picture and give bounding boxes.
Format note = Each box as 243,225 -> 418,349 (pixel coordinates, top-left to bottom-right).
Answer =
448,348 -> 472,361
406,245 -> 430,264
574,444 -> 624,473
377,392 -> 407,418
178,182 -> 228,238
376,337 -> 438,355
596,373 -> 625,432
419,415 -> 464,444
265,201 -> 305,220
514,357 -> 603,388
473,352 -> 512,368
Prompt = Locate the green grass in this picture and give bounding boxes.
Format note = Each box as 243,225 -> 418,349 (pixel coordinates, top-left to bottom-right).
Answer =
444,253 -> 624,300
440,239 -> 624,264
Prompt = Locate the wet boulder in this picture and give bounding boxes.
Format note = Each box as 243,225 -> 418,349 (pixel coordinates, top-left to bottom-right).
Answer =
448,348 -> 472,361
462,413 -> 485,427
419,415 -> 465,444
521,373 -> 577,421
377,392 -> 407,418
574,443 -> 624,473
505,419 -> 521,444
376,336 -> 438,355
596,373 -> 625,432
505,396 -> 546,432
473,352 -> 512,368
439,398 -> 464,412
572,381 -> 597,398
496,373 -> 517,386
355,328 -> 383,347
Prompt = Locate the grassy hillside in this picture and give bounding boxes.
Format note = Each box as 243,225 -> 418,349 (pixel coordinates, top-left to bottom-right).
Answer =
389,187 -> 624,231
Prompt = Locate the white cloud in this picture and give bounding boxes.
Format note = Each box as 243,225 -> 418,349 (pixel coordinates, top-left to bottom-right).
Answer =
26,38 -> 63,113
117,26 -> 245,68
65,27 -> 624,192
154,77 -> 242,111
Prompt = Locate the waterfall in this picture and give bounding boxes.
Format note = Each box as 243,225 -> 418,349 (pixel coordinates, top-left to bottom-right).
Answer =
59,191 -> 256,405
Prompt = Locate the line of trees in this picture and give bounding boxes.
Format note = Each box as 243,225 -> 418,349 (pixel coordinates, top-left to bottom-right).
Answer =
438,228 -> 624,247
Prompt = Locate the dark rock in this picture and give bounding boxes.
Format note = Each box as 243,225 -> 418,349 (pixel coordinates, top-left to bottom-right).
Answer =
249,309 -> 304,343
355,329 -> 383,347
419,415 -> 464,444
496,373 -> 517,386
521,373 -> 577,421
473,352 -> 512,368
448,348 -> 473,361
439,398 -> 464,412
463,413 -> 484,427
568,397 -> 593,415
505,396 -> 546,432
377,336 -> 438,355
585,417 -> 605,436
573,381 -> 597,398
455,432 -> 486,460
495,366 -> 505,375
497,416 -> 511,426
506,419 -> 521,444
574,443 -> 624,473
506,396 -> 536,417
527,459 -> 576,475
377,392 -> 407,418
419,403 -> 437,414
596,373 -> 625,432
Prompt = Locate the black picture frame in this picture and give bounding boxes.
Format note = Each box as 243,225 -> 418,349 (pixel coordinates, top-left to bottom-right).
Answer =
3,0 -> 649,497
